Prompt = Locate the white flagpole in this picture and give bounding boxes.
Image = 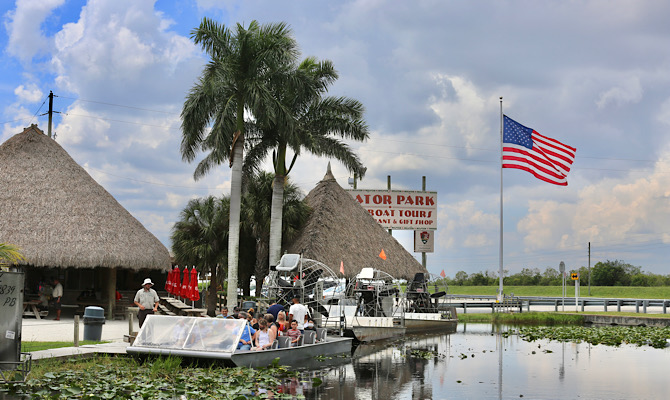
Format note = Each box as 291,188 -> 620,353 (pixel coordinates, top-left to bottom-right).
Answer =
498,97 -> 504,302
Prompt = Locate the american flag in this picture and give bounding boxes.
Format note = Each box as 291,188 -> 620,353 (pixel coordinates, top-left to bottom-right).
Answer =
502,115 -> 576,186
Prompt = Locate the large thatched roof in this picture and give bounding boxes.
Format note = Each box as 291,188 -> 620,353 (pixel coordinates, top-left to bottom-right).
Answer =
287,165 -> 426,280
0,125 -> 171,270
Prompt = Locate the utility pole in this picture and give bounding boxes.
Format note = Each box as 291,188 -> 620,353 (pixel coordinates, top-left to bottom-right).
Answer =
387,175 -> 392,235
47,91 -> 54,138
421,176 -> 427,271
588,242 -> 591,296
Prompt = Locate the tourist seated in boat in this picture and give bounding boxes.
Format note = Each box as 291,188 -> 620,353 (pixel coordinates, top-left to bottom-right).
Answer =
171,318 -> 190,347
286,320 -> 301,347
264,313 -> 279,338
216,306 -> 228,318
236,312 -> 256,351
276,311 -> 288,335
304,317 -> 316,331
253,318 -> 276,351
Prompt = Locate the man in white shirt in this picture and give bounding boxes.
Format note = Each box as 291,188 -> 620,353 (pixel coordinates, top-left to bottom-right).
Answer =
52,278 -> 63,320
288,296 -> 307,332
134,278 -> 160,328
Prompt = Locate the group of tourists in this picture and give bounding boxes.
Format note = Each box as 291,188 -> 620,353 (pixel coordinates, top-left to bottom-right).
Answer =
134,278 -> 318,351
225,296 -> 314,351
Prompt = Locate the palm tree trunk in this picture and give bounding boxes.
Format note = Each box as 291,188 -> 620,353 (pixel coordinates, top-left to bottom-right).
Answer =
268,173 -> 285,268
227,148 -> 242,309
227,101 -> 245,309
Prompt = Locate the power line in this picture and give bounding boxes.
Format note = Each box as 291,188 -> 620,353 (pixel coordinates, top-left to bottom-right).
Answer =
85,166 -> 218,191
56,95 -> 178,115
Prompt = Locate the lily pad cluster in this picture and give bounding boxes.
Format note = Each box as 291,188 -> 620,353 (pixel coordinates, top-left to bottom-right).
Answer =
1,356 -> 301,399
513,326 -> 670,348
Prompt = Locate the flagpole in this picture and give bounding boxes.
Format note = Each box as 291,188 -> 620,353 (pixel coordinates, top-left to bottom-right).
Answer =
498,97 -> 504,302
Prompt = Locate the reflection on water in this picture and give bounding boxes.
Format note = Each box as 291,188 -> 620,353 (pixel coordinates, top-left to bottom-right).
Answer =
284,323 -> 670,400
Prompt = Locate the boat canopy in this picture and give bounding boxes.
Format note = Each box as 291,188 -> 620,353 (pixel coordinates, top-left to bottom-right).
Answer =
132,315 -> 246,354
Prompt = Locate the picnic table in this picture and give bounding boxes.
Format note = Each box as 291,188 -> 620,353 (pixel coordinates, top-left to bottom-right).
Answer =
162,298 -> 204,316
23,299 -> 47,319
183,308 -> 207,317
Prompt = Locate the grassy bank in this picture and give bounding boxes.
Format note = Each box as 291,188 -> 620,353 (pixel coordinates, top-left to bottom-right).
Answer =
448,286 -> 670,299
458,312 -> 584,325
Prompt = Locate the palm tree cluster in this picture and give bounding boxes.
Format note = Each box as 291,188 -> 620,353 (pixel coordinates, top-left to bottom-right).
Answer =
171,173 -> 308,316
177,17 -> 369,310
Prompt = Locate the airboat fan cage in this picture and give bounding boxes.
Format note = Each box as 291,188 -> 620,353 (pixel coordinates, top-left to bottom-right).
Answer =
345,267 -> 404,319
403,272 -> 449,313
262,254 -> 340,325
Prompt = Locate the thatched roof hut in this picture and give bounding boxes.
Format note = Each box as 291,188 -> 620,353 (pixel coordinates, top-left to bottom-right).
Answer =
0,125 -> 170,271
287,165 -> 426,280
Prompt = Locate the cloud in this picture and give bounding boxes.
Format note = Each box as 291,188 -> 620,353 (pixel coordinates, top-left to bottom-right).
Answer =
518,152 -> 670,254
596,76 -> 643,109
14,83 -> 43,103
440,200 -> 498,249
51,0 -> 200,102
4,0 -> 65,62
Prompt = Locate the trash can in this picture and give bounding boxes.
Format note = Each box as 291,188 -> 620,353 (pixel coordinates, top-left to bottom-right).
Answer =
83,306 -> 105,341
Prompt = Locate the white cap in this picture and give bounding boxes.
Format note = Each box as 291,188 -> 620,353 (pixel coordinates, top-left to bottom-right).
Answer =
142,278 -> 154,286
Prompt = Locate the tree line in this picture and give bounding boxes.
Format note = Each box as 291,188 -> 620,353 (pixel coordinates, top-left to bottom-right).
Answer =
446,260 -> 670,287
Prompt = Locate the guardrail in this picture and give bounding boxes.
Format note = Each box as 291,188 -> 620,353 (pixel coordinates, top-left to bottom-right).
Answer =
440,295 -> 670,314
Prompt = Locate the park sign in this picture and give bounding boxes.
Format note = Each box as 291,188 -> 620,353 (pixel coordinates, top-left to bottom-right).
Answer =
348,189 -> 437,230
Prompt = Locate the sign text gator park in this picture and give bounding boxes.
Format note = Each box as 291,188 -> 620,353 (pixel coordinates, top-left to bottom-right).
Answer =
347,189 -> 437,230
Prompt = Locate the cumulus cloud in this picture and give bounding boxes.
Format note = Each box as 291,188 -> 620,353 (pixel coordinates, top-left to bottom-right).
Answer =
14,83 -> 43,103
4,0 -> 65,62
51,0 -> 199,101
429,74 -> 492,153
518,153 -> 670,253
440,200 -> 498,249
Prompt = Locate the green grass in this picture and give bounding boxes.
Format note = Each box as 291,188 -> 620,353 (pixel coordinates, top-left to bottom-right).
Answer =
21,341 -> 107,352
458,312 -> 584,325
448,286 -> 670,299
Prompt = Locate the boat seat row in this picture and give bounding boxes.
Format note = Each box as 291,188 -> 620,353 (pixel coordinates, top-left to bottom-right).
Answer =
276,328 -> 328,348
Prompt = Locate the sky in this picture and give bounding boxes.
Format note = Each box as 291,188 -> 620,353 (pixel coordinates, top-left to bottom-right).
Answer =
1,0 -> 669,278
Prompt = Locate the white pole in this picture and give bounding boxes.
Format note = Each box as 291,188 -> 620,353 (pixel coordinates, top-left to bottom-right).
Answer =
498,97 -> 504,302
575,275 -> 580,312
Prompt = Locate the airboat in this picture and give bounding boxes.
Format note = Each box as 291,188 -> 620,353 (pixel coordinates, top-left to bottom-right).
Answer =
328,267 -> 406,342
402,272 -> 457,334
126,315 -> 352,368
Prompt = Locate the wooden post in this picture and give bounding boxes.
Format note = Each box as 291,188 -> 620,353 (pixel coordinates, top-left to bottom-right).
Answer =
104,268 -> 117,320
74,315 -> 80,347
128,312 -> 134,335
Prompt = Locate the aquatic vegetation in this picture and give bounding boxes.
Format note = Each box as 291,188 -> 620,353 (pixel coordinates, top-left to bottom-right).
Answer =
1,356 -> 301,399
409,349 -> 437,359
513,326 -> 670,348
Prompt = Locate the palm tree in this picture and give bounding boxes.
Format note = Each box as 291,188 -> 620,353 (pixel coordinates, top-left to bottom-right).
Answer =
0,242 -> 25,266
171,196 -> 229,316
180,18 -> 299,308
244,57 -> 369,268
241,171 -> 310,296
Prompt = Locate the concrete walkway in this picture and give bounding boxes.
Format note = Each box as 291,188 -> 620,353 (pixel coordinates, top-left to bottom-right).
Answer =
20,316 -> 138,361
21,316 -> 138,343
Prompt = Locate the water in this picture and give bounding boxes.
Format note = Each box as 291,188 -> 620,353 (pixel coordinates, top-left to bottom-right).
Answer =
281,323 -> 670,399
